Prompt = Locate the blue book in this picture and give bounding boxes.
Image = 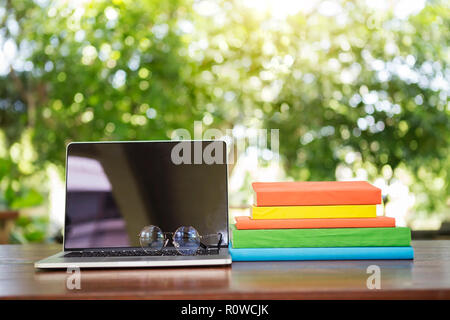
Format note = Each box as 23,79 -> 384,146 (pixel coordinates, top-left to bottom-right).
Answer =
229,245 -> 414,261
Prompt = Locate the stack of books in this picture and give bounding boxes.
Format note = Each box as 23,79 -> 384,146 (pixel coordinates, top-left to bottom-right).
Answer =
230,181 -> 414,261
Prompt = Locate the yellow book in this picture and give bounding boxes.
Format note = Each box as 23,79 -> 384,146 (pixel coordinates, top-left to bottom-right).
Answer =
251,205 -> 379,220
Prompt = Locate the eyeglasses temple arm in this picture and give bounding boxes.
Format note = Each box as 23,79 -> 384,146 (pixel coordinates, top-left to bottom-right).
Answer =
199,233 -> 223,251
217,232 -> 223,247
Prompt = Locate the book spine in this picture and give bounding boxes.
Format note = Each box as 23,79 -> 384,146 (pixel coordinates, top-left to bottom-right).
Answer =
235,216 -> 396,230
231,226 -> 411,248
251,204 -> 377,220
255,189 -> 382,206
229,246 -> 415,261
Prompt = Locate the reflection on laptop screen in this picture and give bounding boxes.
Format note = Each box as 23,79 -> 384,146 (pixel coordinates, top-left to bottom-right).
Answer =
64,141 -> 228,250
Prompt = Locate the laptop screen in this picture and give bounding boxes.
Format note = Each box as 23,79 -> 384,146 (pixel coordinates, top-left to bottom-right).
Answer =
64,141 -> 228,250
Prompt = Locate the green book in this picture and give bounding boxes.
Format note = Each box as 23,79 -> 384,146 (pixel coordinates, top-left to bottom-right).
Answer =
230,225 -> 411,248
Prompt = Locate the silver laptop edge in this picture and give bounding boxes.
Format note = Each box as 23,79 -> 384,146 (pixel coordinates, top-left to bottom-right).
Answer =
35,250 -> 231,269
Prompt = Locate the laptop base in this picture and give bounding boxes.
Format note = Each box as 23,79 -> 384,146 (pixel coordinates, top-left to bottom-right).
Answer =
35,249 -> 231,269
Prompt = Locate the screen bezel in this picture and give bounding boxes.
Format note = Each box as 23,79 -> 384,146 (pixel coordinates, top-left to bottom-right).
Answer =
62,140 -> 229,251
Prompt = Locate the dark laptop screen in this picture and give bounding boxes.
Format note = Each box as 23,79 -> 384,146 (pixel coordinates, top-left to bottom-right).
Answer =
64,141 -> 228,250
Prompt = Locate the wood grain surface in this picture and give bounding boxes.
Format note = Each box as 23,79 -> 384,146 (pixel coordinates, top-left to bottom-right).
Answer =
0,240 -> 449,299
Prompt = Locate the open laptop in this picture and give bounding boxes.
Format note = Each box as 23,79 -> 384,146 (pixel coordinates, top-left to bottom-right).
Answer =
35,140 -> 231,268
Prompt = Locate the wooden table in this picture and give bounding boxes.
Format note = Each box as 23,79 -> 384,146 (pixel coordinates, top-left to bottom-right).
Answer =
0,241 -> 449,299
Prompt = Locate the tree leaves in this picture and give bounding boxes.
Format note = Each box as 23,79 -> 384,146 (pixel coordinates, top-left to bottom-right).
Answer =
0,0 -> 448,220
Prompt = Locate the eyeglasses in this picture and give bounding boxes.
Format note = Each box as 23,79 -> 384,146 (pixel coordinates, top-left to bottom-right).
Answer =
138,225 -> 223,255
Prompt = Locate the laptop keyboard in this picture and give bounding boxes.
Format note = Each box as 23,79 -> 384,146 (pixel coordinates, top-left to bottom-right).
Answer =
64,248 -> 219,258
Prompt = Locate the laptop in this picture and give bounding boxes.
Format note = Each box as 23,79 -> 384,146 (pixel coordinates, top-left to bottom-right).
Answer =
35,140 -> 231,268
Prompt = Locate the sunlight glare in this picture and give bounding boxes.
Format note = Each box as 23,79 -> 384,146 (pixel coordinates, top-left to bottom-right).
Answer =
242,0 -> 318,18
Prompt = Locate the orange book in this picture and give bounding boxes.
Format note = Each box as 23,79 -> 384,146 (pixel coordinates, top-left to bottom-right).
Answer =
235,216 -> 395,230
252,181 -> 382,206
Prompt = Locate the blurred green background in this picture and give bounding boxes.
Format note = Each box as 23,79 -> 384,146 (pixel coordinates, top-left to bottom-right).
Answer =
0,0 -> 449,243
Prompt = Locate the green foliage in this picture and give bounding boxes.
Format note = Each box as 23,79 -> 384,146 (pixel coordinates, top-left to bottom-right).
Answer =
188,1 -> 449,218
8,189 -> 43,210
0,0 -> 449,223
9,214 -> 49,243
1,0 -> 200,168
0,128 -> 45,243
0,129 -> 44,210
